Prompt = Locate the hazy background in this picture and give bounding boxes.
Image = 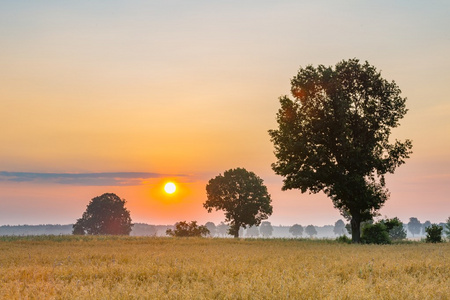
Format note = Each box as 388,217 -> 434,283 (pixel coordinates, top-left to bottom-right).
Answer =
1,1 -> 449,226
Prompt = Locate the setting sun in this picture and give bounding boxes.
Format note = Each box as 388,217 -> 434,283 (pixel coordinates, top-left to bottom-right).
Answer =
164,182 -> 176,194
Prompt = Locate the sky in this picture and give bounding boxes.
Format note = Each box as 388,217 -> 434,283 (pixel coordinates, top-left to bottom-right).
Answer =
1,1 -> 449,227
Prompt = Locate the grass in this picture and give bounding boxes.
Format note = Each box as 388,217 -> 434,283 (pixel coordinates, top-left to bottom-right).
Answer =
0,236 -> 448,299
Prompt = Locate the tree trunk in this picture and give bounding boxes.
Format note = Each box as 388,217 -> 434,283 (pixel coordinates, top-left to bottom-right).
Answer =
351,214 -> 361,243
231,222 -> 240,238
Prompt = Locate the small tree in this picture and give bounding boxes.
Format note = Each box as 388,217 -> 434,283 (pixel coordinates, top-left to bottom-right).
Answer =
333,219 -> 346,236
445,217 -> 450,239
204,168 -> 273,238
361,222 -> 390,244
73,193 -> 133,235
166,221 -> 209,237
289,224 -> 303,237
407,217 -> 422,237
305,225 -> 317,238
425,224 -> 443,243
205,222 -> 217,237
380,217 -> 406,241
259,221 -> 274,238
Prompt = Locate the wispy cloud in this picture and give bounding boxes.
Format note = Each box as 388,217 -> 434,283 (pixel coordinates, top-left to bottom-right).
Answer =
0,171 -> 182,186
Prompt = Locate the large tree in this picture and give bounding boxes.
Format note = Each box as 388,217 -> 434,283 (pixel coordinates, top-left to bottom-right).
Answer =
203,168 -> 273,238
269,59 -> 412,243
73,193 -> 133,235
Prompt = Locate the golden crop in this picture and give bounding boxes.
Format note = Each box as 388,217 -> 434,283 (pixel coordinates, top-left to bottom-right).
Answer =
0,236 -> 448,299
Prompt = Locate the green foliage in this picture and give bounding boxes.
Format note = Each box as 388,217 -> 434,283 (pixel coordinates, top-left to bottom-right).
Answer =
445,217 -> 450,239
269,59 -> 412,243
380,217 -> 406,241
361,223 -> 391,244
73,193 -> 133,235
407,217 -> 422,237
425,224 -> 443,243
305,225 -> 317,238
336,235 -> 352,244
289,224 -> 303,237
166,221 -> 209,237
203,168 -> 273,238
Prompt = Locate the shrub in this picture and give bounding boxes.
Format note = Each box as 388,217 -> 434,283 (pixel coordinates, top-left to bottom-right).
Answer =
361,223 -> 390,244
335,235 -> 352,244
166,221 -> 209,237
425,224 -> 443,243
380,217 -> 407,241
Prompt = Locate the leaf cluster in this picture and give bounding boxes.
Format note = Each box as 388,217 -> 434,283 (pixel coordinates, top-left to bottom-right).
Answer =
166,221 -> 209,237
425,224 -> 443,243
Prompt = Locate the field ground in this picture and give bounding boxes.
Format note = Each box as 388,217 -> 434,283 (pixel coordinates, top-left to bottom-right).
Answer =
0,236 -> 448,299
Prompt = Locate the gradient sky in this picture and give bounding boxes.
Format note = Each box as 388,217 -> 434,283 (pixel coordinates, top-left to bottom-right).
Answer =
1,1 -> 449,226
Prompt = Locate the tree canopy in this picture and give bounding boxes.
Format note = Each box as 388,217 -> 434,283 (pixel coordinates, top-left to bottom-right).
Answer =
269,58 -> 412,243
73,193 -> 133,235
166,221 -> 209,237
203,168 -> 273,238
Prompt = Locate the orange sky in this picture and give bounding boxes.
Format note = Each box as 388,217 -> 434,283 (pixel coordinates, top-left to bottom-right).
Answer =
1,1 -> 449,226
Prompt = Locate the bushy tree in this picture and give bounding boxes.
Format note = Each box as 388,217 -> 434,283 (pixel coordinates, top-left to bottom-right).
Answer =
166,221 -> 209,237
204,168 -> 273,238
269,59 -> 412,243
73,193 -> 133,235
361,222 -> 390,244
259,221 -> 274,238
305,225 -> 317,238
205,222 -> 216,237
425,224 -> 443,243
289,224 -> 303,237
380,217 -> 406,241
445,217 -> 450,239
407,217 -> 421,237
333,219 -> 346,236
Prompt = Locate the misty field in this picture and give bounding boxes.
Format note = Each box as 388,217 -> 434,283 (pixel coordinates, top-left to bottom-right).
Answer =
0,236 -> 448,299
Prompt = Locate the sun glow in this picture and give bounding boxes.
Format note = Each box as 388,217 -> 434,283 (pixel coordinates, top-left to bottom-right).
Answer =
164,182 -> 176,194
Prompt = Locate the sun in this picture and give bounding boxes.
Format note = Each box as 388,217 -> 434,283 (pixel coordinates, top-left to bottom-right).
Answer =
164,182 -> 176,194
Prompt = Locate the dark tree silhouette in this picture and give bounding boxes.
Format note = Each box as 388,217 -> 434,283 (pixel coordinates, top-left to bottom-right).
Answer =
259,221 -> 274,238
166,221 -> 209,237
445,217 -> 450,239
425,224 -> 443,243
204,168 -> 273,238
73,193 -> 133,235
289,224 -> 303,237
407,217 -> 422,237
269,59 -> 412,243
333,219 -> 346,236
380,217 -> 406,241
205,222 -> 217,237
305,225 -> 317,238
